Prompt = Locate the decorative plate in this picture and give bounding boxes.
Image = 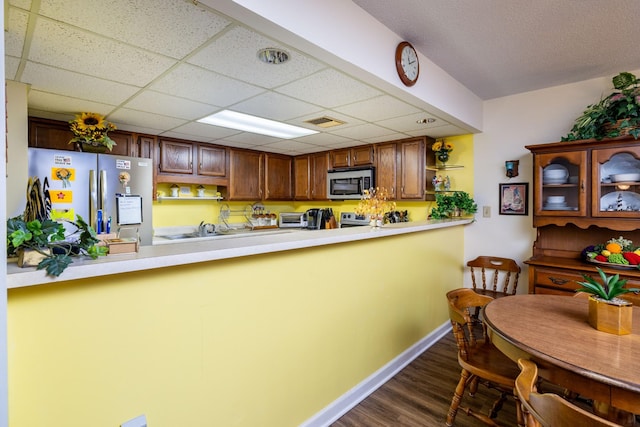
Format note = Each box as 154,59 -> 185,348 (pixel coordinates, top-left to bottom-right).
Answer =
586,258 -> 639,270
600,191 -> 640,211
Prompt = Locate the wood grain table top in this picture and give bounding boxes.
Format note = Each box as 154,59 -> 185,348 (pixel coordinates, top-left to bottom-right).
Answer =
483,294 -> 640,397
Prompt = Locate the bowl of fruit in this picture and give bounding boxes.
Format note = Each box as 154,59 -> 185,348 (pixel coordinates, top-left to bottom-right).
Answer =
582,236 -> 640,269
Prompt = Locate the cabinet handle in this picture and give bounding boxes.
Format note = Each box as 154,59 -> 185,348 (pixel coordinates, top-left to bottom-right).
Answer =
549,277 -> 569,285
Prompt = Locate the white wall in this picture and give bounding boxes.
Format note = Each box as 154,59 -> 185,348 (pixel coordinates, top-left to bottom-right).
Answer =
465,70 -> 640,292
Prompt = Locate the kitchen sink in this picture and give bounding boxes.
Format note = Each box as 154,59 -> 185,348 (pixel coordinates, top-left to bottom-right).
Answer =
154,227 -> 296,243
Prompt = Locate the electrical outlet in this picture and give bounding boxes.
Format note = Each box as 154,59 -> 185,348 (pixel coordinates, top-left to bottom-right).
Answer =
121,414 -> 147,427
482,206 -> 491,218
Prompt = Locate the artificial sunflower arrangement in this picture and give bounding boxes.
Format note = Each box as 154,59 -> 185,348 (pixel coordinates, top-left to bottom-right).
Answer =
69,112 -> 117,151
355,187 -> 396,222
432,139 -> 454,163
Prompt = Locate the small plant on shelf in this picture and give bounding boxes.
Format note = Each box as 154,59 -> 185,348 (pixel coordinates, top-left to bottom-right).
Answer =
429,191 -> 477,219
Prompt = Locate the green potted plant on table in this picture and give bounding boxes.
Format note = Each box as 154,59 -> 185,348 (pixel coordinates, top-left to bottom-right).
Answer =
576,267 -> 640,335
562,71 -> 640,141
429,191 -> 478,219
7,215 -> 108,277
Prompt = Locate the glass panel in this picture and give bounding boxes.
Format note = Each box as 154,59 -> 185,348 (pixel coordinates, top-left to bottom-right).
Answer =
542,157 -> 580,212
599,153 -> 640,213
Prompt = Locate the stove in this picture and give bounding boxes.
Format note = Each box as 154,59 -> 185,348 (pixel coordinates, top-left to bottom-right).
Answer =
340,212 -> 370,227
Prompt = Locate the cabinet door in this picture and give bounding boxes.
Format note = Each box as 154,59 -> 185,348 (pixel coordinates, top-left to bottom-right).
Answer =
264,153 -> 292,200
534,151 -> 586,217
159,139 -> 193,174
311,152 -> 329,200
592,146 -> 640,218
108,131 -> 134,156
294,155 -> 311,200
228,149 -> 263,200
376,142 -> 397,199
132,135 -> 154,158
352,145 -> 374,166
198,145 -> 227,177
398,139 -> 425,199
330,148 -> 351,169
29,118 -> 74,150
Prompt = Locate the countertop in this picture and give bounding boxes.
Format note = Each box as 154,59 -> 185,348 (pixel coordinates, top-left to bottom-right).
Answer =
6,218 -> 473,289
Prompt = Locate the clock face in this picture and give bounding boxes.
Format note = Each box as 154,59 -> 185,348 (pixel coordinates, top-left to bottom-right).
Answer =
395,42 -> 419,86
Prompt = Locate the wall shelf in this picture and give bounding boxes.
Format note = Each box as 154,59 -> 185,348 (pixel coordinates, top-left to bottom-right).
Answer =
157,196 -> 223,202
425,164 -> 464,171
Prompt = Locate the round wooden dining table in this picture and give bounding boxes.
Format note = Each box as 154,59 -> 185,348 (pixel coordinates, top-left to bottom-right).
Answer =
483,294 -> 640,414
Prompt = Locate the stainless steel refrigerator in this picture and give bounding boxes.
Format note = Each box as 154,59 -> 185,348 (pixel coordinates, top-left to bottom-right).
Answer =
27,148 -> 153,246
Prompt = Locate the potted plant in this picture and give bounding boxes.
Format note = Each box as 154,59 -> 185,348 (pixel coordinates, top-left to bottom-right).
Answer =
562,71 -> 640,141
355,187 -> 396,227
429,191 -> 478,219
575,267 -> 640,335
7,215 -> 108,277
68,112 -> 117,152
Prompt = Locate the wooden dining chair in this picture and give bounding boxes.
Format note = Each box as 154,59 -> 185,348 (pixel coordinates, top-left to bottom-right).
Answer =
445,288 -> 523,427
467,256 -> 521,299
515,358 -> 620,427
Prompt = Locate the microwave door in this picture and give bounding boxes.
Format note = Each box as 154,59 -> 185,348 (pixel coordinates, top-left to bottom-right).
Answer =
331,178 -> 360,195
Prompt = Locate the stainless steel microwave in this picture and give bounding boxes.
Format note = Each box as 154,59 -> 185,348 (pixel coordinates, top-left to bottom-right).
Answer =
327,167 -> 375,200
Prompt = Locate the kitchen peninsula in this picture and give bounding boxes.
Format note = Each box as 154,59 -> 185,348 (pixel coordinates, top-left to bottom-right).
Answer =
7,218 -> 471,289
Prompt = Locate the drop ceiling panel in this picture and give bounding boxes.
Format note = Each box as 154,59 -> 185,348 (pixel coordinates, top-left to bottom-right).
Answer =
260,139 -> 323,155
230,92 -> 323,122
150,63 -> 264,106
329,123 -> 398,140
214,132 -> 280,146
168,122 -> 241,140
107,108 -> 187,134
334,95 -> 422,122
21,62 -> 140,106
5,7 -> 28,57
28,91 -> 115,117
276,68 -> 382,108
123,91 -> 217,121
294,132 -> 356,149
377,112 -> 442,133
28,19 -> 176,86
188,25 -> 327,88
39,0 -> 230,59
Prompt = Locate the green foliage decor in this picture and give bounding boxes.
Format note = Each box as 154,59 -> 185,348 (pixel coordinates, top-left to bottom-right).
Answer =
562,72 -> 640,141
7,215 -> 108,277
575,267 -> 640,301
430,191 -> 478,219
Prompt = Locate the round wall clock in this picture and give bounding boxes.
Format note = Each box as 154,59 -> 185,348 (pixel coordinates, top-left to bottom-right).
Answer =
395,41 -> 419,87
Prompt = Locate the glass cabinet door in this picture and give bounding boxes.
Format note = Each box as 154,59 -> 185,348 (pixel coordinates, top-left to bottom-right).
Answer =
534,151 -> 587,216
592,147 -> 640,218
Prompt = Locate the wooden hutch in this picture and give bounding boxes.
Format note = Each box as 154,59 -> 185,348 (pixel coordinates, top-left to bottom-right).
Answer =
526,136 -> 640,305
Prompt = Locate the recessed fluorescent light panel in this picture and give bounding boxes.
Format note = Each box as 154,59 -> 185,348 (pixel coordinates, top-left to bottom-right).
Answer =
197,110 -> 318,139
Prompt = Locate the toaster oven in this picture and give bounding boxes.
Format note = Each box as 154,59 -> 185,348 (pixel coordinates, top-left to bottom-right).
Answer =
278,212 -> 307,228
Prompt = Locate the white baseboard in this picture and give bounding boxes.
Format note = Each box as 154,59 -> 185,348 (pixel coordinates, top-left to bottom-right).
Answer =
299,321 -> 452,427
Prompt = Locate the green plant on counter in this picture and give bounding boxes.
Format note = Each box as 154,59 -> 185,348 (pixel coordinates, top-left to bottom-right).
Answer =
562,71 -> 640,141
429,191 -> 478,219
7,215 -> 108,277
575,267 -> 640,301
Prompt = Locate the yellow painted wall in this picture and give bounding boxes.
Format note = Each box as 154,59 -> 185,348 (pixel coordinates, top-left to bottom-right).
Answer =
7,226 -> 465,427
152,135 -> 475,228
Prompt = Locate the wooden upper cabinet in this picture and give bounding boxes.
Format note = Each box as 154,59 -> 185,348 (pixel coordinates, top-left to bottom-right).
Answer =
310,152 -> 329,200
398,138 -> 426,200
158,139 -> 193,174
330,145 -> 374,169
227,149 -> 264,200
28,116 -> 152,158
376,142 -> 398,199
264,153 -> 292,200
197,145 -> 227,177
132,135 -> 155,159
294,155 -> 311,200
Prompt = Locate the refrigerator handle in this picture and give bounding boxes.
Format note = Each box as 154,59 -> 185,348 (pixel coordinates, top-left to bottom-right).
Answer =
89,169 -> 97,230
99,170 -> 107,212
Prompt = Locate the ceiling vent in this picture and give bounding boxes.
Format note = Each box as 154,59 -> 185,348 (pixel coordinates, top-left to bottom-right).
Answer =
305,116 -> 346,128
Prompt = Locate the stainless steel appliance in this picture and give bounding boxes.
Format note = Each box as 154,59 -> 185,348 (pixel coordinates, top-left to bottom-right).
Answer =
27,148 -> 153,245
327,167 -> 375,200
305,208 -> 328,229
278,212 -> 307,228
339,212 -> 371,227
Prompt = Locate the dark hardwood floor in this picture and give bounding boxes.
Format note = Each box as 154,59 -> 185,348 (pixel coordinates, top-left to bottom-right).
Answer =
330,332 -> 518,427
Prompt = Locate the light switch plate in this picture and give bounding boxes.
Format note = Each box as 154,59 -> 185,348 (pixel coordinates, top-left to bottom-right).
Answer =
482,206 -> 491,218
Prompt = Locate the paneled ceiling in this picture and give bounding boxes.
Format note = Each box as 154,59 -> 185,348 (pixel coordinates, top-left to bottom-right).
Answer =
5,0 -> 455,155
6,0 -> 640,155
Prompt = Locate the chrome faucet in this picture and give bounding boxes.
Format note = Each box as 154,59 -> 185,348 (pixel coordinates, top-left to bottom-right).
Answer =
198,221 -> 215,236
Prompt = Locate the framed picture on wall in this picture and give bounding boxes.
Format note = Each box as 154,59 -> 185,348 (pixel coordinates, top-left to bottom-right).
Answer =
499,183 -> 528,215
